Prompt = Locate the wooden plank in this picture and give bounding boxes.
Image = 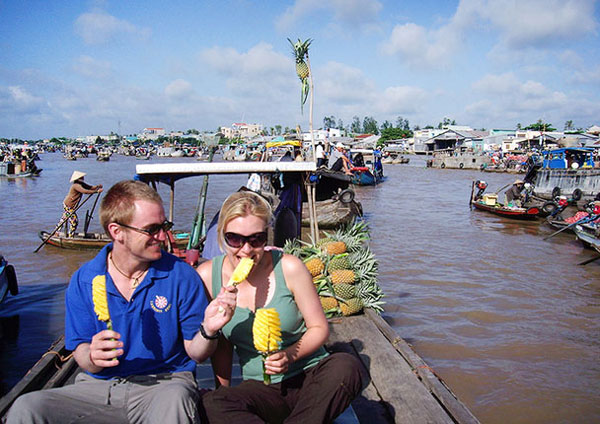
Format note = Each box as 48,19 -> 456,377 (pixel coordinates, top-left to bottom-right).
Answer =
328,315 -> 454,424
365,309 -> 480,424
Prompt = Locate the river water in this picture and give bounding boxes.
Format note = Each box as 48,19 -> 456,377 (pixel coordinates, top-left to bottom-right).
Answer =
0,153 -> 598,423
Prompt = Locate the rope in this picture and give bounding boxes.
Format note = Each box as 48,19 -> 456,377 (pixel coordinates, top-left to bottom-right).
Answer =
41,350 -> 74,370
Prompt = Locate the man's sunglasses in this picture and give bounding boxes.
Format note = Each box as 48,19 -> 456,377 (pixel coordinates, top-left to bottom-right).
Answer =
224,231 -> 268,248
117,220 -> 174,237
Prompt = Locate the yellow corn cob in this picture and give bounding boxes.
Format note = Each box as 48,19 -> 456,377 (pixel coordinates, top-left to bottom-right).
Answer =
253,308 -> 282,385
92,275 -> 112,330
228,257 -> 254,286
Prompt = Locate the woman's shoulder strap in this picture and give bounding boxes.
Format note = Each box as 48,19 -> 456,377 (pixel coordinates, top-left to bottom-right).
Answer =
211,255 -> 225,298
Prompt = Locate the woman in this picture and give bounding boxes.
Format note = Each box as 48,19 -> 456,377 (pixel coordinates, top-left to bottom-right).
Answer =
197,191 -> 362,423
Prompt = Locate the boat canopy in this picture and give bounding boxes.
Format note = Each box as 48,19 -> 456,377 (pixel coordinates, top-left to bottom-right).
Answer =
265,140 -> 302,148
541,147 -> 595,169
135,161 -> 316,185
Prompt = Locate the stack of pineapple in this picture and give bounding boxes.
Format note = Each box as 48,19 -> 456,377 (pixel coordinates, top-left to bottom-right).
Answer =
284,221 -> 384,317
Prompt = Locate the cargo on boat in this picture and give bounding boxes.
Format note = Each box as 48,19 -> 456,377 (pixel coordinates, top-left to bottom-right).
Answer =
427,149 -> 491,170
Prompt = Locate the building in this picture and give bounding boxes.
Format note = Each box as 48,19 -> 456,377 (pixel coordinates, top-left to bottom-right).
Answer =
220,123 -> 263,140
140,128 -> 166,141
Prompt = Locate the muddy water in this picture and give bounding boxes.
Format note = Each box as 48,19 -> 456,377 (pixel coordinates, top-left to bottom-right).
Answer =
1,153 -> 599,423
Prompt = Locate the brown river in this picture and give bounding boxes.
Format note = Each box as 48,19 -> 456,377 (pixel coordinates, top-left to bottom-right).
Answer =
0,153 -> 598,423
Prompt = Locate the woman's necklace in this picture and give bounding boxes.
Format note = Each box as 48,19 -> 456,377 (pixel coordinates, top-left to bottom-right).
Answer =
109,253 -> 148,289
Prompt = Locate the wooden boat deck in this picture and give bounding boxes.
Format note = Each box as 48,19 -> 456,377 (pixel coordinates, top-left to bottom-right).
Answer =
0,309 -> 479,423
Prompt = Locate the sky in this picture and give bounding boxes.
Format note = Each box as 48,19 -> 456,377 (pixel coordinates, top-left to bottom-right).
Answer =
1,0 -> 599,140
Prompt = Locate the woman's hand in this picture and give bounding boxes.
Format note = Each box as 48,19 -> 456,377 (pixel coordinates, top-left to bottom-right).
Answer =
89,329 -> 123,368
264,350 -> 291,375
203,286 -> 237,334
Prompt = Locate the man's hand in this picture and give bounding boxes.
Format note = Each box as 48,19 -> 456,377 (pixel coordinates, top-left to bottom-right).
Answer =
89,329 -> 123,368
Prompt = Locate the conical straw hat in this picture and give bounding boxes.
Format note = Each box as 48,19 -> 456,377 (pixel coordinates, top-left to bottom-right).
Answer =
70,170 -> 86,183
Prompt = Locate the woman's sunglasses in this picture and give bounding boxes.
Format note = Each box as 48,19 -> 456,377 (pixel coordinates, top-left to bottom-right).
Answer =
117,220 -> 174,237
224,231 -> 268,248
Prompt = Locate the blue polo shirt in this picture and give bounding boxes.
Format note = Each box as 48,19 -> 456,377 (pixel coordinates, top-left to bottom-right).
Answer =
65,244 -> 207,379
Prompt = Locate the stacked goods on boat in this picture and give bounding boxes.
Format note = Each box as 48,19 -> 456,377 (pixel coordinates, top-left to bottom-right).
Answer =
284,221 -> 384,317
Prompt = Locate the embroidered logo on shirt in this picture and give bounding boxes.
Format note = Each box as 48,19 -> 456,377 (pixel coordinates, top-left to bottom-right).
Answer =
150,295 -> 171,313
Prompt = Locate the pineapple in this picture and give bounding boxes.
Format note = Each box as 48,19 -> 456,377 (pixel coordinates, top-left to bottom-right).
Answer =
328,254 -> 350,272
322,241 -> 346,256
304,256 -> 325,277
320,296 -> 339,310
92,275 -> 112,329
333,283 -> 355,300
340,298 -> 364,316
330,269 -> 355,285
228,257 -> 254,287
287,37 -> 312,113
253,308 -> 282,385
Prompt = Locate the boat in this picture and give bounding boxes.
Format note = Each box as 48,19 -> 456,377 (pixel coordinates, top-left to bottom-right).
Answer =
0,312 -> 480,424
0,255 -> 18,304
0,161 -> 42,178
38,231 -> 112,250
429,149 -> 491,170
349,149 -> 386,186
96,151 -> 111,162
573,223 -> 600,251
470,180 -> 540,220
524,147 -> 600,201
301,197 -> 362,229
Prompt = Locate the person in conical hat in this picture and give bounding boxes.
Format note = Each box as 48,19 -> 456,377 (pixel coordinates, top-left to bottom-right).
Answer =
505,179 -> 525,207
56,171 -> 103,238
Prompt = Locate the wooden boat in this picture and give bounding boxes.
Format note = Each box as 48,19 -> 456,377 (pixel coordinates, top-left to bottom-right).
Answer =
0,310 -> 480,424
471,199 -> 539,219
301,198 -> 362,229
470,181 -> 539,220
573,224 -> 600,251
350,167 -> 386,186
0,255 -> 18,304
38,231 -> 190,251
0,162 -> 42,178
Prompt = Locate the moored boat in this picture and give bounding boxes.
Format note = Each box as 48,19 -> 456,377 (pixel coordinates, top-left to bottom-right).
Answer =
38,230 -> 190,251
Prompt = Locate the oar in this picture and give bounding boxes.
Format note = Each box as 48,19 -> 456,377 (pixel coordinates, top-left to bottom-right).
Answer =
83,192 -> 101,234
578,255 -> 600,266
34,193 -> 96,253
543,214 -> 598,241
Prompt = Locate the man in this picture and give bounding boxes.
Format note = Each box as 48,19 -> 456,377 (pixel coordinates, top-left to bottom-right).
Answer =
6,180 -> 237,423
328,142 -> 352,175
505,179 -> 525,207
58,171 -> 103,238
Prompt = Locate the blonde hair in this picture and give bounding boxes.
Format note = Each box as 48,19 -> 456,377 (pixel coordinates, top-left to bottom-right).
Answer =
217,191 -> 272,250
100,180 -> 163,237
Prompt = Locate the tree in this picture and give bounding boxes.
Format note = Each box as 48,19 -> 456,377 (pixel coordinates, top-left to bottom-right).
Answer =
524,119 -> 555,132
351,116 -> 361,134
337,119 -> 344,130
516,123 -> 522,130
274,125 -> 282,135
395,116 -> 409,130
564,120 -> 574,131
323,115 -> 336,129
437,117 -> 455,129
380,127 -> 411,142
380,120 -> 393,132
362,116 -> 378,135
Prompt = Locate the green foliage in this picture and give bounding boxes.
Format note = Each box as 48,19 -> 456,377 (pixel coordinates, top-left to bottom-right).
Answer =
362,116 -> 378,135
323,115 -> 336,129
351,116 -> 361,134
524,119 -> 556,132
380,127 -> 411,141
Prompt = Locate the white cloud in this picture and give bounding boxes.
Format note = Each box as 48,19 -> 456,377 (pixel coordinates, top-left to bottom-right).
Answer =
72,55 -> 112,79
165,79 -> 194,100
480,0 -> 597,48
276,0 -> 381,32
0,86 -> 47,114
74,10 -> 151,45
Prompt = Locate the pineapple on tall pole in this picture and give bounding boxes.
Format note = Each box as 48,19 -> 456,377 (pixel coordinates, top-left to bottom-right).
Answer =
288,37 -> 319,240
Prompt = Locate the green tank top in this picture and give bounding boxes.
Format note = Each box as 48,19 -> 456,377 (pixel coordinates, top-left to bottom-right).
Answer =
211,250 -> 328,383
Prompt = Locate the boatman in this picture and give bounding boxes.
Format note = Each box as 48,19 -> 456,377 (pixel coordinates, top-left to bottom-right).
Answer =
328,142 -> 352,175
57,171 -> 103,238
505,179 -> 525,207
5,180 -> 238,423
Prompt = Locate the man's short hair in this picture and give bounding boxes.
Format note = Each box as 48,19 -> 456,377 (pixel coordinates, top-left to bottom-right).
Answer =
100,180 -> 163,237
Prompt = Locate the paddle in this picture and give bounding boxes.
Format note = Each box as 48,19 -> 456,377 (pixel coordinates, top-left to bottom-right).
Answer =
543,214 -> 598,241
34,193 -> 96,253
83,192 -> 101,234
578,255 -> 600,266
